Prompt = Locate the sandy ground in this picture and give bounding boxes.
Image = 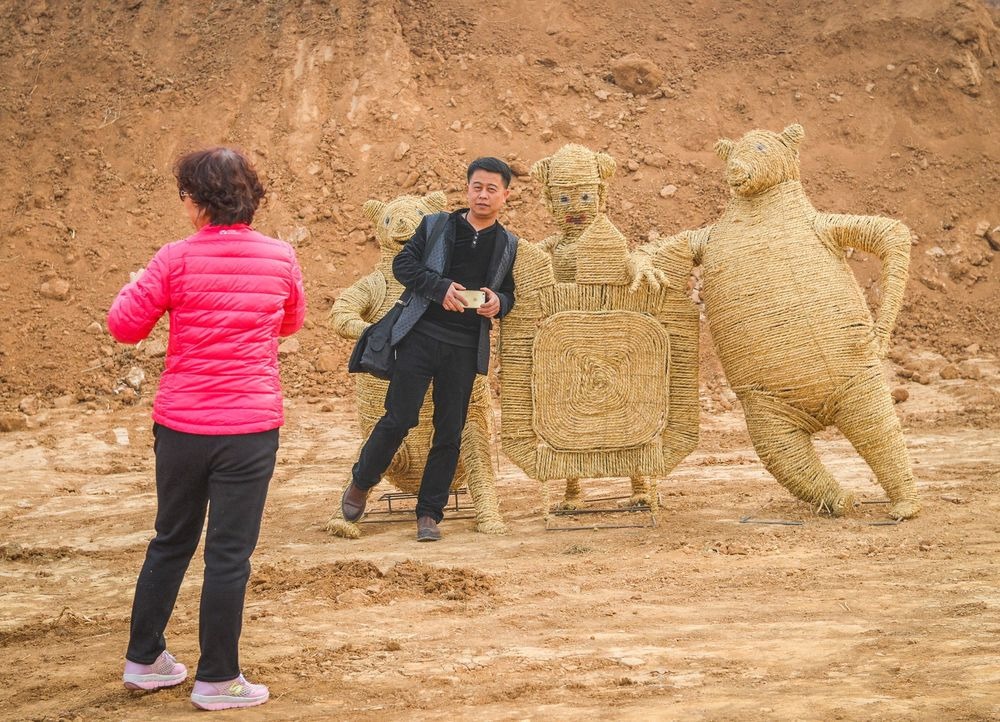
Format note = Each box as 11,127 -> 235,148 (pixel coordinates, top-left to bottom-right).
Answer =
2,369 -> 998,721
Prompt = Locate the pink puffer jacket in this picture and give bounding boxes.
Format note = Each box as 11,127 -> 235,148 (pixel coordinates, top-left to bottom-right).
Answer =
108,224 -> 306,435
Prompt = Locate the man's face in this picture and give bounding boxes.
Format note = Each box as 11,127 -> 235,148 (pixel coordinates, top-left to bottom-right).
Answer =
466,170 -> 510,221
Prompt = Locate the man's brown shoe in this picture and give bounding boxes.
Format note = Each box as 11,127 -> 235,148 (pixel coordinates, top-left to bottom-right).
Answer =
416,516 -> 441,542
341,482 -> 368,522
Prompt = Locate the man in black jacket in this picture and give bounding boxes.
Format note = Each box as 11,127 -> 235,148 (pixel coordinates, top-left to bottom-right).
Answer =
342,157 -> 518,541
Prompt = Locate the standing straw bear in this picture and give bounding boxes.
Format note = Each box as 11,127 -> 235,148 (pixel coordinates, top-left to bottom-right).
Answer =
530,144 -> 666,509
327,191 -> 507,537
635,124 -> 920,520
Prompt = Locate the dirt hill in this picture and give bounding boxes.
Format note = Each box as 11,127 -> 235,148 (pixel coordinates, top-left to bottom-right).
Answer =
1,0 -> 998,414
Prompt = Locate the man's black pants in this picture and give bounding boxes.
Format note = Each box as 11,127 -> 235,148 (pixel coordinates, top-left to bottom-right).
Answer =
352,331 -> 478,522
125,424 -> 277,682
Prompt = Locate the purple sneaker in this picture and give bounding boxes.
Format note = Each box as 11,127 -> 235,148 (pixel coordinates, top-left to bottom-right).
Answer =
123,650 -> 187,690
190,674 -> 269,711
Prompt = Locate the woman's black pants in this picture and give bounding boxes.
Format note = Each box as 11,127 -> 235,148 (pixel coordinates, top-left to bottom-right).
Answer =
125,424 -> 278,682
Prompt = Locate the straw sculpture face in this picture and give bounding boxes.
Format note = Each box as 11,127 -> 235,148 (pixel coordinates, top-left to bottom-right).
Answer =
548,184 -> 601,238
532,144 -> 614,241
364,191 -> 447,255
636,123 -> 919,521
714,125 -> 802,198
326,190 -> 507,537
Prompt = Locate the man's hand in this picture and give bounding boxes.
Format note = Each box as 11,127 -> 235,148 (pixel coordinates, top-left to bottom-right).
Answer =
477,287 -> 501,318
442,281 -> 468,312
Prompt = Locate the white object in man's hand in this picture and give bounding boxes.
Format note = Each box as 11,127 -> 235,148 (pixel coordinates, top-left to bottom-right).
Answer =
129,268 -> 146,284
456,290 -> 486,308
476,287 -> 501,318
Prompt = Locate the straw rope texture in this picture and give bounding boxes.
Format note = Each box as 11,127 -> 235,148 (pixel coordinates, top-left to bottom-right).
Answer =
502,145 -> 699,514
326,191 -> 507,537
635,124 -> 919,520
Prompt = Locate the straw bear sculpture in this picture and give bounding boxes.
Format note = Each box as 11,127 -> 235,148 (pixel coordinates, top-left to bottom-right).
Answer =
499,144 -> 699,515
326,191 -> 507,537
634,124 -> 920,520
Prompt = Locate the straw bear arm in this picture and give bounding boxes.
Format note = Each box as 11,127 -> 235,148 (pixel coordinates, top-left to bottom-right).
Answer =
815,213 -> 911,352
537,234 -> 561,255
634,225 -> 710,286
329,272 -> 386,341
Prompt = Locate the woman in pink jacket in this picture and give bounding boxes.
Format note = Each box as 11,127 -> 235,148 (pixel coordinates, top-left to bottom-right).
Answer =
108,147 -> 305,711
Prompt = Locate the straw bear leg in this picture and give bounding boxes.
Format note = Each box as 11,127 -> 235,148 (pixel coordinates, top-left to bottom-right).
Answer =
464,463 -> 509,535
325,517 -> 362,539
325,485 -> 363,539
554,478 -> 585,511
829,366 -> 920,520
740,391 -> 855,516
459,390 -> 508,535
619,476 -> 652,508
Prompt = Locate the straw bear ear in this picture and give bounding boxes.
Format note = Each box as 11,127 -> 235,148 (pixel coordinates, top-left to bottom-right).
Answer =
595,152 -> 616,180
714,138 -> 734,161
530,157 -> 551,186
362,199 -> 386,224
423,191 -> 447,212
780,123 -> 805,148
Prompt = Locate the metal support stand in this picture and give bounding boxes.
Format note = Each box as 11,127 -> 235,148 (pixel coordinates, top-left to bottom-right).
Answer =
545,493 -> 659,531
739,516 -> 804,526
859,499 -> 900,526
357,487 -> 476,524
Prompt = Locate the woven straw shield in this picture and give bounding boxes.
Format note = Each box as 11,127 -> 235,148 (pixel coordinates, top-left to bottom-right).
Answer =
501,218 -> 698,481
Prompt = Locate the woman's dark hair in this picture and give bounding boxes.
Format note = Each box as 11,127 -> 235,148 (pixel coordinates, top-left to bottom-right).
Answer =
467,157 -> 513,188
174,147 -> 265,226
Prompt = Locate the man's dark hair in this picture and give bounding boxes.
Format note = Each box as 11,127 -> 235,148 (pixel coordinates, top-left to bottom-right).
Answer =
466,157 -> 513,188
174,147 -> 266,226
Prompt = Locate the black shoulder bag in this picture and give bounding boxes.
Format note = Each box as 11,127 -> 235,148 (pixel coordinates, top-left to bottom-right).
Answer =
347,297 -> 405,380
347,213 -> 448,380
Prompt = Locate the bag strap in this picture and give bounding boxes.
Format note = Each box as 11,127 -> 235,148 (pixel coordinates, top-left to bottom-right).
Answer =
397,212 -> 450,307
422,211 -> 449,264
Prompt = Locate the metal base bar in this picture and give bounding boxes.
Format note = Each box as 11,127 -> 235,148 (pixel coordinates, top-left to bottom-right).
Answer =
544,494 -> 657,531
738,504 -> 900,527
357,488 -> 475,524
739,516 -> 804,526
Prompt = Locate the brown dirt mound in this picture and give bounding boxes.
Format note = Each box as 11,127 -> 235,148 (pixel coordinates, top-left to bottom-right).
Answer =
1,0 -> 998,416
251,558 -> 496,603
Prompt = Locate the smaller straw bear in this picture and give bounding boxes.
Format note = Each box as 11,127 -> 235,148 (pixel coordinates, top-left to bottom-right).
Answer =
327,191 -> 507,537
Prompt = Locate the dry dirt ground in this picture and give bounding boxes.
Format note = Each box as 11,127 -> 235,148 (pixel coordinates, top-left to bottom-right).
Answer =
2,0 -> 1000,719
2,363 -> 999,721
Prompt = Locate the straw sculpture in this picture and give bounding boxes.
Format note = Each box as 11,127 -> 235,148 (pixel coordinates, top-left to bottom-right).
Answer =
499,145 -> 699,516
633,124 -> 919,520
326,191 -> 507,537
